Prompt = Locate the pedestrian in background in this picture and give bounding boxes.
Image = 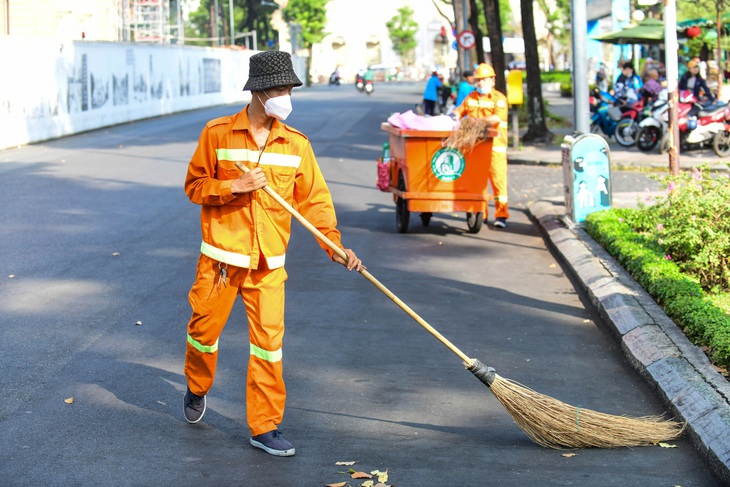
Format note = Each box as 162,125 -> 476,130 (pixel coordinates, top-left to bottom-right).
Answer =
455,70 -> 476,107
422,71 -> 442,116
182,50 -> 362,458
451,63 -> 510,228
595,62 -> 609,92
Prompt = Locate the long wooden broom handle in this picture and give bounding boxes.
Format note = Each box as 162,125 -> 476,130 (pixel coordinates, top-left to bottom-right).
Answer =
234,161 -> 473,365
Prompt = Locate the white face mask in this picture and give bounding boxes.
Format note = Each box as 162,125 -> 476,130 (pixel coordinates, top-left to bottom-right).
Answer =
257,90 -> 293,120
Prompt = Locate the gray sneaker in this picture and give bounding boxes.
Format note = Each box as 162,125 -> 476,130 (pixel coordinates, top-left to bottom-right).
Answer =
494,217 -> 507,228
250,430 -> 296,457
183,387 -> 206,424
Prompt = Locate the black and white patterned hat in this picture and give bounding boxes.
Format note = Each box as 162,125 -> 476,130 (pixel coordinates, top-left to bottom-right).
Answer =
243,51 -> 303,91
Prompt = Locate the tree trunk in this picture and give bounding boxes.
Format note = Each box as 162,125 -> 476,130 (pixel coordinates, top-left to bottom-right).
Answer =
469,0 -> 485,65
520,0 -> 552,143
482,0 -> 506,94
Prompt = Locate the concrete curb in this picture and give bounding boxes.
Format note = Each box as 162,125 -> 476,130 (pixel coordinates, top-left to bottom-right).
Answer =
528,199 -> 730,485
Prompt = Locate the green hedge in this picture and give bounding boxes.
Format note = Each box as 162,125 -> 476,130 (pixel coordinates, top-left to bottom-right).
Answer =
540,70 -> 571,84
585,209 -> 730,368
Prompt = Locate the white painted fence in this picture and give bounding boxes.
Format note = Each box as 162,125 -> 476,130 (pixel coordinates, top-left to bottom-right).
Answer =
0,37 -> 258,150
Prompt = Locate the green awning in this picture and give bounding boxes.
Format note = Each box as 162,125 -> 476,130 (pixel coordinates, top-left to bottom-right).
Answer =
592,19 -> 665,45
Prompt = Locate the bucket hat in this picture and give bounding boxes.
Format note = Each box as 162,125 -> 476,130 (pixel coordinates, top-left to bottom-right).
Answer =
243,51 -> 302,91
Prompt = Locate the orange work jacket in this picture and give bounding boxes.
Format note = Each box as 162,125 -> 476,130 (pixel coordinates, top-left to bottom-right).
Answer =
452,89 -> 509,153
185,107 -> 343,270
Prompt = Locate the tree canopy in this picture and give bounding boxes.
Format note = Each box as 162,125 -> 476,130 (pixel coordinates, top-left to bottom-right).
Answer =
282,0 -> 330,51
386,6 -> 419,66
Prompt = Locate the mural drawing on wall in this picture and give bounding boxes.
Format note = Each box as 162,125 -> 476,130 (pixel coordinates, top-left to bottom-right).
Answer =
67,53 -> 88,113
91,73 -> 110,109
113,74 -> 129,106
203,58 -> 222,94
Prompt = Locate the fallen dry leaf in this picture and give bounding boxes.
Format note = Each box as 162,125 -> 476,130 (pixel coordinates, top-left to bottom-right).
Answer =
350,471 -> 372,479
325,483 -> 347,487
362,481 -> 374,487
335,461 -> 356,466
658,442 -> 678,448
112,252 -> 120,256
64,397 -> 74,404
370,470 -> 388,483
561,453 -> 576,458
374,484 -> 391,487
549,263 -> 557,268
8,275 -> 15,278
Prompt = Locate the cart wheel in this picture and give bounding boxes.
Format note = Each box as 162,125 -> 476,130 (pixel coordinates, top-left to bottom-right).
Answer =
396,196 -> 410,233
465,212 -> 483,234
420,212 -> 432,226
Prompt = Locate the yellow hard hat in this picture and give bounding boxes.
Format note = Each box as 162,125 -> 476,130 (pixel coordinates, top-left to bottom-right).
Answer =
474,63 -> 496,79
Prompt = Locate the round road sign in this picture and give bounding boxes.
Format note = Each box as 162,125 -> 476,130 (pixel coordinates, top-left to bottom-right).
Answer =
457,30 -> 476,50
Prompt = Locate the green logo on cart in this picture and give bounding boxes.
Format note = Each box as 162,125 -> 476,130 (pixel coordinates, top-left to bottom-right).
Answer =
431,147 -> 465,182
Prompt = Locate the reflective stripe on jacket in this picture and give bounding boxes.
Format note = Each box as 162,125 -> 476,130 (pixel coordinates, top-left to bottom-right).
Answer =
185,107 -> 343,270
452,90 -> 509,149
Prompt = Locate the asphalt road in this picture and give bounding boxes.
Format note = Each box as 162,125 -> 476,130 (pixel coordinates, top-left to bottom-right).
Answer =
0,82 -> 719,486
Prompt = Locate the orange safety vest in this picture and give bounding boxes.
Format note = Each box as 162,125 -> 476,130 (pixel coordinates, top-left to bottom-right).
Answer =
452,90 -> 509,152
185,107 -> 343,269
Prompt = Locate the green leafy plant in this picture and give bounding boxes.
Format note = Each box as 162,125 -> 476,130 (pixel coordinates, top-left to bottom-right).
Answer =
385,6 -> 418,67
584,166 -> 730,369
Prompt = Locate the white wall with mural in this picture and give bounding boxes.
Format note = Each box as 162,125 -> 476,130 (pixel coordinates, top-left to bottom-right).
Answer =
0,37 -> 256,150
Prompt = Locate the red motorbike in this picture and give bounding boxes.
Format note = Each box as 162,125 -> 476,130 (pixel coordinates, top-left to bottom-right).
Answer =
612,97 -> 647,147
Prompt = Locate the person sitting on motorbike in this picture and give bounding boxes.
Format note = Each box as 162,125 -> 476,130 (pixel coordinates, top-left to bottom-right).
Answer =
613,62 -> 643,105
329,67 -> 341,85
363,67 -> 375,83
678,59 -> 715,103
641,68 -> 664,105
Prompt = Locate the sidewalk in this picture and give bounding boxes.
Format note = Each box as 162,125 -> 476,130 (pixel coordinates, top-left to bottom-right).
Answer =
510,89 -> 730,172
518,91 -> 730,483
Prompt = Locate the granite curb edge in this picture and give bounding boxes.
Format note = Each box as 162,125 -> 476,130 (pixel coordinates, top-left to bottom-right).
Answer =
528,199 -> 730,485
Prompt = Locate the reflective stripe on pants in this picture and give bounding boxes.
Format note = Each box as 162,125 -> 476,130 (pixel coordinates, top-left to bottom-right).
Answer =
184,254 -> 288,436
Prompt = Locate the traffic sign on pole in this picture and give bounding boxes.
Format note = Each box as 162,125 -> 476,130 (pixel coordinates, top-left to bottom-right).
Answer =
457,30 -> 476,50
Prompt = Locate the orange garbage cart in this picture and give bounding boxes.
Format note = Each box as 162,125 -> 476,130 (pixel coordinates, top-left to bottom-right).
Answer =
381,122 -> 497,234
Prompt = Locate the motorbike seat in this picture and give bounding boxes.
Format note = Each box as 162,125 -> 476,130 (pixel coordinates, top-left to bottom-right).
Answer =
697,104 -> 727,118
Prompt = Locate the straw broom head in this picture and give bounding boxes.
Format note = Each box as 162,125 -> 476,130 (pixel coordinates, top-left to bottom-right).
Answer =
468,360 -> 685,449
444,118 -> 492,154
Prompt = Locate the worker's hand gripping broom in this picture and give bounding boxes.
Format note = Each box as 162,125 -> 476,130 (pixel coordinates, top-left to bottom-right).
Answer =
235,162 -> 684,449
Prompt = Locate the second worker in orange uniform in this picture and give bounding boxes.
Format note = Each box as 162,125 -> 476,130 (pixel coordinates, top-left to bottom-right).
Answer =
452,63 -> 510,228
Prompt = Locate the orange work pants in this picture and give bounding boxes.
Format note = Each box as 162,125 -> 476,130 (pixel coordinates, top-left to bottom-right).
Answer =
184,254 -> 288,436
488,151 -> 509,220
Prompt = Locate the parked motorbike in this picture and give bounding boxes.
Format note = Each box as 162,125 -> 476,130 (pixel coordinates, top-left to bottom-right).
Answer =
636,90 -> 730,156
589,88 -> 618,139
612,95 -> 649,147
